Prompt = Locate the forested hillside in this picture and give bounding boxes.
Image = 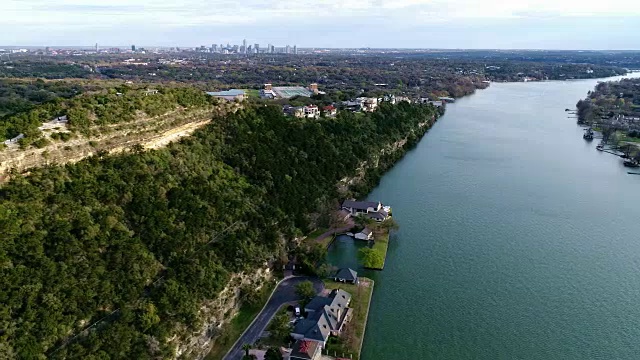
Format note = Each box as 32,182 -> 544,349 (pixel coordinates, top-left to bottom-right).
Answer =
0,60 -> 92,79
0,86 -> 213,145
0,79 -> 83,118
0,101 -> 437,359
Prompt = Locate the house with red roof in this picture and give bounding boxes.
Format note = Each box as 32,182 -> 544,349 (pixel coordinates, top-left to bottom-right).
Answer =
289,339 -> 321,360
322,105 -> 337,117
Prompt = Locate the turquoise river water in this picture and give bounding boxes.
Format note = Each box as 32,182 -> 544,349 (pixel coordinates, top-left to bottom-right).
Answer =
327,73 -> 640,359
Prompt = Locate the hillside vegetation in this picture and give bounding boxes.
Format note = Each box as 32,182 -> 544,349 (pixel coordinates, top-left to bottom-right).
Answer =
0,85 -> 214,145
0,101 -> 438,359
0,79 -> 84,118
577,78 -> 640,124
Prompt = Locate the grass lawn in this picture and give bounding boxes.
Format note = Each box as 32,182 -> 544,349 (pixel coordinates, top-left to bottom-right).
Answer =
619,135 -> 640,144
359,230 -> 389,270
205,281 -> 276,360
371,231 -> 389,269
323,277 -> 374,360
244,89 -> 260,99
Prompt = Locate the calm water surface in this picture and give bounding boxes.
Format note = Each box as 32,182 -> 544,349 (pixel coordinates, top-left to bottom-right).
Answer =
334,74 -> 640,359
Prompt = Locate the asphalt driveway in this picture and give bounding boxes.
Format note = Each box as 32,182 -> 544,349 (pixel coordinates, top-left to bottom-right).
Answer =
223,276 -> 324,360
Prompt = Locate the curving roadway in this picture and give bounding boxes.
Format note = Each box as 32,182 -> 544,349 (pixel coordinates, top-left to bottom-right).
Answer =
223,276 -> 324,360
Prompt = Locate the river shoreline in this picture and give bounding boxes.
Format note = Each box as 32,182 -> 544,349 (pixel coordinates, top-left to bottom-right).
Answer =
359,74 -> 640,359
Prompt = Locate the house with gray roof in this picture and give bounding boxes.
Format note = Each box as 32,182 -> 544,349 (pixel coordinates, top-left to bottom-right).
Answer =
292,289 -> 352,348
334,268 -> 358,284
341,199 -> 391,222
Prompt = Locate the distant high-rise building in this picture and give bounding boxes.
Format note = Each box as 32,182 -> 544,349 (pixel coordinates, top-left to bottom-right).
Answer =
247,45 -> 252,54
269,44 -> 275,53
243,39 -> 247,54
212,44 -> 218,52
131,45 -> 136,52
255,44 -> 260,53
95,43 -> 98,52
293,45 -> 297,55
285,45 -> 291,54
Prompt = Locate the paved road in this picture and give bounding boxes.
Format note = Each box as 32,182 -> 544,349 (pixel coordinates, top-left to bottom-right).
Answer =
224,276 -> 324,360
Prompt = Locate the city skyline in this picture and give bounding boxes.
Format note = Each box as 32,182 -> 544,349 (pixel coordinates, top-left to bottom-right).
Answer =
4,0 -> 640,49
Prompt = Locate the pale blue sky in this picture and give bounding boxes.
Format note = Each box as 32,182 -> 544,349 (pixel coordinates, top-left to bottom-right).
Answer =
3,0 -> 640,49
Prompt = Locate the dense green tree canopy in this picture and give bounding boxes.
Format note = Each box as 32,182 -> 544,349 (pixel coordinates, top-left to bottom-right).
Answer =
0,101 -> 437,358
0,86 -> 214,143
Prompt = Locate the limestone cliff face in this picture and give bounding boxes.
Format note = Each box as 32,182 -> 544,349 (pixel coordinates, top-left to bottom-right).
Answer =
171,268 -> 273,360
0,103 -> 241,183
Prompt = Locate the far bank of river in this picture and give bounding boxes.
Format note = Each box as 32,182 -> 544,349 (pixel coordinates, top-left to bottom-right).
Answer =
329,74 -> 640,359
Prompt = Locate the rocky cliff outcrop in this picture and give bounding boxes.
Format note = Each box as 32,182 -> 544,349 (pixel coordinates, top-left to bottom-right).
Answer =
172,268 -> 273,360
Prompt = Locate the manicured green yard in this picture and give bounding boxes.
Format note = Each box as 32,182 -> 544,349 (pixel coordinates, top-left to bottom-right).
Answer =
244,89 -> 260,99
323,277 -> 374,360
618,134 -> 640,144
205,281 -> 276,360
371,231 -> 389,268
359,230 -> 389,270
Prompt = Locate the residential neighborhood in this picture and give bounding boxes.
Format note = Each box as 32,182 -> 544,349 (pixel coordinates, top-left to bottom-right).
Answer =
203,80 -> 447,122
291,289 -> 352,348
230,269 -> 373,360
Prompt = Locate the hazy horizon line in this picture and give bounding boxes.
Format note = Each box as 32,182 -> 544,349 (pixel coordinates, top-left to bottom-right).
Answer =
3,46 -> 640,52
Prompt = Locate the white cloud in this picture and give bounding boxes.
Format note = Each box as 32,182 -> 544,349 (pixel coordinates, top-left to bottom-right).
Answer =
4,0 -> 640,28
3,0 -> 640,47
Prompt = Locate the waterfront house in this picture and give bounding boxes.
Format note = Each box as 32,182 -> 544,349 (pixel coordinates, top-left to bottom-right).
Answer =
341,200 -> 391,222
355,228 -> 373,241
334,268 -> 358,284
342,200 -> 381,216
356,226 -> 373,240
292,289 -> 352,348
289,340 -> 321,360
